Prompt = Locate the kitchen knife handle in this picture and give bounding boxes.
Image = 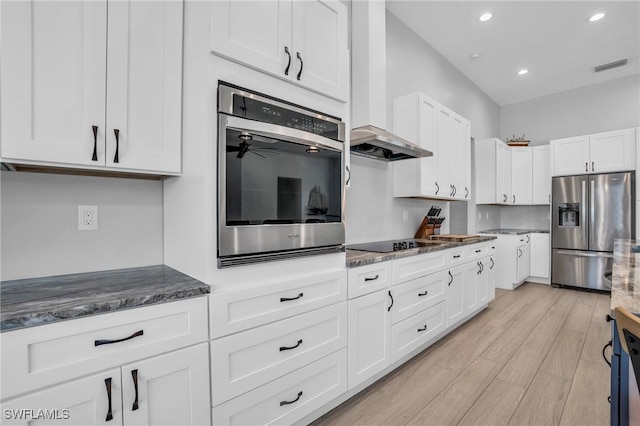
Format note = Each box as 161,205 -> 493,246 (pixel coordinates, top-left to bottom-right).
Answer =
284,46 -> 291,76
91,126 -> 99,161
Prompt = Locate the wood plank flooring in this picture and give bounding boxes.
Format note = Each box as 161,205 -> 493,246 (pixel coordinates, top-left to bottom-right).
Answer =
313,283 -> 612,426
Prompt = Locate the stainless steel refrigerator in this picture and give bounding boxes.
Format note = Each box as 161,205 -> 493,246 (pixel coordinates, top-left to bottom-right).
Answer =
551,172 -> 634,291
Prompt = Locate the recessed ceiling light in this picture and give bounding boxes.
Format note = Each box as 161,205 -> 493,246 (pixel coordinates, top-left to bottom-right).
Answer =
518,69 -> 529,75
588,12 -> 606,22
470,52 -> 481,59
479,13 -> 493,22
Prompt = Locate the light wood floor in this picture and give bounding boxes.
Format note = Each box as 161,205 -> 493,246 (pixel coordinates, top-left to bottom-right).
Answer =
313,283 -> 612,426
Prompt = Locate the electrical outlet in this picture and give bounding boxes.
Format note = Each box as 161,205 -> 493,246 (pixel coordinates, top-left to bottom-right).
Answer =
78,205 -> 98,231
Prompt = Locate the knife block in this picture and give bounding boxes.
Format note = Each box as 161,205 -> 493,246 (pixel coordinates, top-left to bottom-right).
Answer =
415,217 -> 435,239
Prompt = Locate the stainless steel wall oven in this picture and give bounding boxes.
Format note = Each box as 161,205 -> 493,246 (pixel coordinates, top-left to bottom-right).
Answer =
217,83 -> 346,267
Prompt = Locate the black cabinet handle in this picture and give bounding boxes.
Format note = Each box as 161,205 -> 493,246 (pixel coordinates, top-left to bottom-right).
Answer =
418,290 -> 428,297
503,194 -> 507,203
296,52 -> 303,80
346,165 -> 351,186
453,185 -> 457,196
280,391 -> 303,406
512,194 -> 516,203
586,162 -> 588,172
592,161 -> 595,172
95,330 -> 143,346
526,235 -> 530,243
450,184 -> 454,197
387,290 -> 394,311
465,187 -> 469,198
475,249 -> 481,253
365,275 -> 379,282
280,293 -> 303,302
479,261 -> 484,273
518,248 -> 522,258
279,339 -> 303,351
417,325 -> 427,332
113,129 -> 120,163
104,378 -> 114,421
490,258 -> 495,269
453,254 -> 461,259
477,261 -> 481,274
435,182 -> 439,195
91,125 -> 99,161
448,271 -> 453,286
602,340 -> 612,367
284,46 -> 291,76
606,314 -> 614,323
131,369 -> 139,411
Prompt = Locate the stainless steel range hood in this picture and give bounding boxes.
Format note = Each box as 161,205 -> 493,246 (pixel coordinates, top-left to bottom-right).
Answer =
350,125 -> 432,161
350,0 -> 431,162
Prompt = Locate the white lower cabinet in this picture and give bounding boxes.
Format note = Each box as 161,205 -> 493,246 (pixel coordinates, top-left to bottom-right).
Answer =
210,302 -> 348,405
445,267 -> 465,326
463,261 -> 480,314
1,343 -> 210,426
390,270 -> 446,324
529,233 -> 550,279
477,257 -> 491,306
517,242 -> 531,283
347,289 -> 392,390
391,301 -> 446,363
212,349 -> 347,426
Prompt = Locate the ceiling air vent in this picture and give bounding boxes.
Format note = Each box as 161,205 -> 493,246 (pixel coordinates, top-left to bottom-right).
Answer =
594,59 -> 628,73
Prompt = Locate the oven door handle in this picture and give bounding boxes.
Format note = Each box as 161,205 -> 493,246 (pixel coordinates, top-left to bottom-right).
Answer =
223,115 -> 344,152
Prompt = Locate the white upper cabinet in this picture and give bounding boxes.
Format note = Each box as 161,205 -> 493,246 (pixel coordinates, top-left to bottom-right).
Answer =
532,145 -> 551,205
1,1 -> 107,167
0,0 -> 183,176
510,148 -> 533,205
474,138 -> 511,205
551,128 -> 636,176
393,92 -> 471,201
210,0 -> 348,102
105,1 -> 183,174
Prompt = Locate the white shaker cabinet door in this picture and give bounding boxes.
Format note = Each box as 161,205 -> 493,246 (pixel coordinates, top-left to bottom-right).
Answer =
0,0 -> 107,166
551,136 -> 589,176
347,289 -> 391,390
210,0 -> 292,78
529,233 -> 550,279
445,267 -> 464,327
589,128 -> 636,173
496,141 -> 511,204
122,344 -> 210,426
532,145 -> 551,204
510,147 -> 533,205
106,0 -> 183,173
291,0 -> 348,101
0,369 -> 122,426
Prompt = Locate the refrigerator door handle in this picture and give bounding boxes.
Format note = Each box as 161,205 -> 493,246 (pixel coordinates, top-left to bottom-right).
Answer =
582,179 -> 589,248
589,178 -> 595,248
555,250 -> 613,259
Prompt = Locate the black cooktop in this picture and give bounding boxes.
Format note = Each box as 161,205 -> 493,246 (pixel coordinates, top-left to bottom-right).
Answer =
347,239 -> 429,253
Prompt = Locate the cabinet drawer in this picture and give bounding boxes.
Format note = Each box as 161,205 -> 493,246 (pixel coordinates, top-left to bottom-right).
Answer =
1,297 -> 208,400
391,301 -> 446,363
210,302 -> 347,405
393,250 -> 447,285
465,244 -> 489,260
448,249 -> 465,265
348,262 -> 392,298
210,271 -> 347,338
391,271 -> 446,324
212,349 -> 347,426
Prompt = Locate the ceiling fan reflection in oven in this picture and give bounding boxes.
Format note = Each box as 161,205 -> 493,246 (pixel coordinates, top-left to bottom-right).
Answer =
217,82 -> 346,268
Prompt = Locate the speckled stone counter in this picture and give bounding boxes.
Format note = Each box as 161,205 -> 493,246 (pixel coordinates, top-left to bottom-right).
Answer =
0,265 -> 209,331
346,236 -> 497,268
479,228 -> 550,235
611,240 -> 640,314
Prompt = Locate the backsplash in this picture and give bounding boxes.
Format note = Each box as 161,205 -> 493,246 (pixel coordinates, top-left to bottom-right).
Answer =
476,204 -> 550,232
1,172 -> 163,281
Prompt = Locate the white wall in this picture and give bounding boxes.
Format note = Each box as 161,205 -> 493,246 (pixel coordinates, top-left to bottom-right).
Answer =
345,11 -> 501,243
1,172 -> 163,281
501,75 -> 640,145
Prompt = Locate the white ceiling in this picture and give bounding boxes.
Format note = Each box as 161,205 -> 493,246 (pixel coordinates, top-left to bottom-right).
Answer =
386,1 -> 640,106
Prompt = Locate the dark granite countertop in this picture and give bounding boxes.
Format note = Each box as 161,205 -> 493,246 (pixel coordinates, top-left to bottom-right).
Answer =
346,236 -> 497,268
479,228 -> 550,235
1,265 -> 209,332
611,240 -> 640,315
